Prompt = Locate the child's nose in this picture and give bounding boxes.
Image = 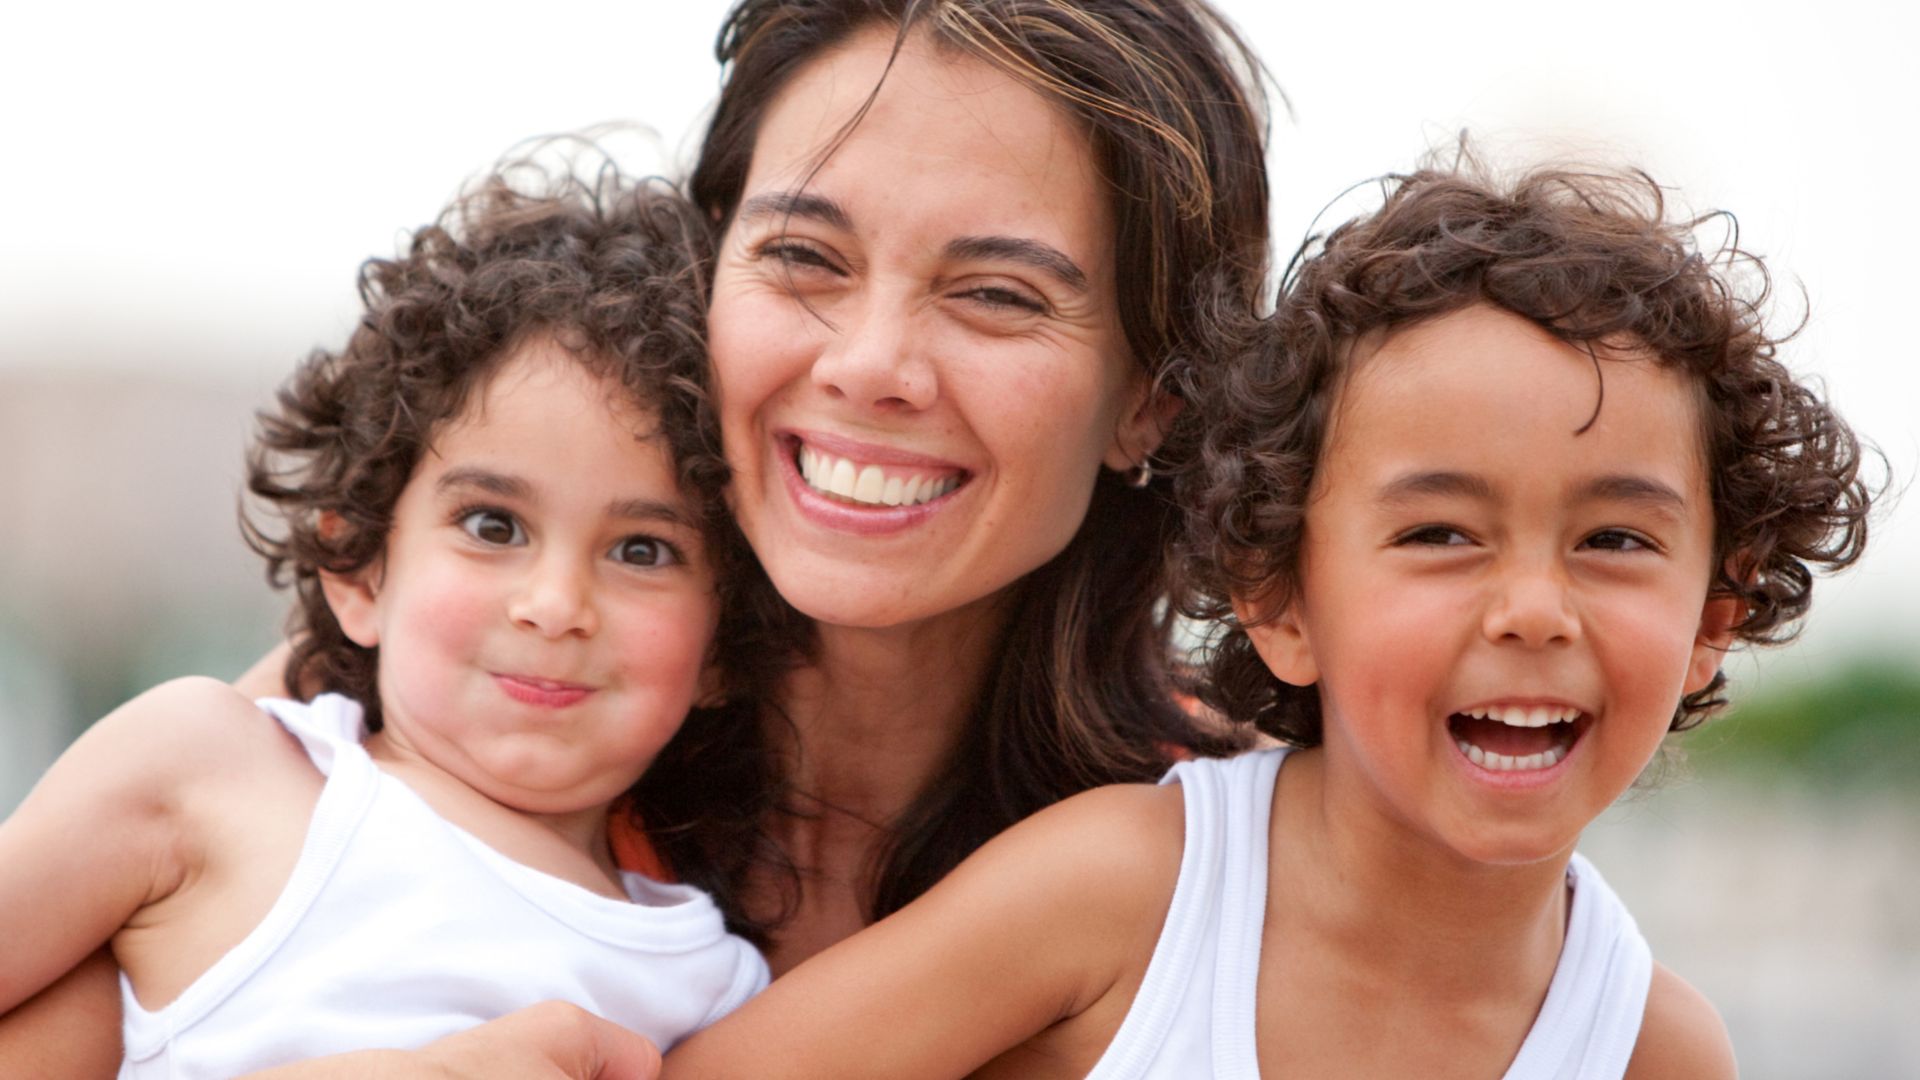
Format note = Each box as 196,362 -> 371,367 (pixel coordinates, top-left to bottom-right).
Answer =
1481,560 -> 1580,648
508,555 -> 599,639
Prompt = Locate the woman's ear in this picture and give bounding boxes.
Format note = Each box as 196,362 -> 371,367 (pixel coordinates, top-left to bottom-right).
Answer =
317,512 -> 382,648
1684,593 -> 1744,696
1233,591 -> 1319,688
1103,377 -> 1184,473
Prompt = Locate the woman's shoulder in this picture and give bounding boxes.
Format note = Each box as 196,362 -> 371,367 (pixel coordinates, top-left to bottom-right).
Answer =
1624,962 -> 1737,1080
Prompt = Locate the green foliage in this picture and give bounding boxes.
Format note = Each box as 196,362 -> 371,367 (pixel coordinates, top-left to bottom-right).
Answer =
1683,657 -> 1920,788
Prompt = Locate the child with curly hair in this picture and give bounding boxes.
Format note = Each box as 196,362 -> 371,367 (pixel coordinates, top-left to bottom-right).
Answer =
0,161 -> 767,1076
660,160 -> 1872,1079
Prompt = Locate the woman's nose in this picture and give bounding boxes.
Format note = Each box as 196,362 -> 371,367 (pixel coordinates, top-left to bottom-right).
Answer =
1481,558 -> 1580,648
808,294 -> 938,411
507,554 -> 599,639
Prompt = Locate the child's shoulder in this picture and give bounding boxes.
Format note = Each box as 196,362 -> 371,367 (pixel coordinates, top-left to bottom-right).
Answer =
89,677 -> 312,795
1624,962 -> 1737,1080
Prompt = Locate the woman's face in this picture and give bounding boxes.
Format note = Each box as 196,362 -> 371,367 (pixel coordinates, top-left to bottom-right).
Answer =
709,25 -> 1157,631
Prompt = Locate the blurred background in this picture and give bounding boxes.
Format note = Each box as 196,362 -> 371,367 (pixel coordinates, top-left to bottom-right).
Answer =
2,0 -> 1913,1073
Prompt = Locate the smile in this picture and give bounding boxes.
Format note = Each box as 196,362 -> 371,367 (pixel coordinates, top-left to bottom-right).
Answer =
793,440 -> 967,508
1448,704 -> 1588,772
493,674 -> 594,709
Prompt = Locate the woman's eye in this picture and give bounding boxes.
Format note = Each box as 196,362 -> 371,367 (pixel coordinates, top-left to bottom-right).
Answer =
959,284 -> 1047,314
458,509 -> 523,546
1396,524 -> 1473,547
759,239 -> 841,274
1583,528 -> 1654,553
610,535 -> 679,568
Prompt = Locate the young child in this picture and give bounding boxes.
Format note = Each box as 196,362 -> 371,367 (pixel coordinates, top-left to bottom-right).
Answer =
661,162 -> 1871,1078
0,162 -> 768,1075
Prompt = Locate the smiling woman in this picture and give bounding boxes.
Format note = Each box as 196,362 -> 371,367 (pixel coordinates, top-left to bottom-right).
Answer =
0,0 -> 1280,1074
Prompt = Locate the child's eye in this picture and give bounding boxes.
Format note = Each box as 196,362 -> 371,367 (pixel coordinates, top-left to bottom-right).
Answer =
1394,524 -> 1475,547
610,535 -> 680,568
1582,528 -> 1656,553
458,508 -> 524,547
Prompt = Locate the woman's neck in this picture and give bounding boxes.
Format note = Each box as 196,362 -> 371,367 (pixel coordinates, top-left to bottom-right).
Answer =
774,595 -> 1009,826
749,595 -> 1011,975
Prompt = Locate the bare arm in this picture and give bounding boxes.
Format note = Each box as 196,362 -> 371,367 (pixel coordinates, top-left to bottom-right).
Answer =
1624,963 -> 1738,1079
234,640 -> 297,700
0,678 -> 248,1013
0,948 -> 122,1078
665,782 -> 1185,1080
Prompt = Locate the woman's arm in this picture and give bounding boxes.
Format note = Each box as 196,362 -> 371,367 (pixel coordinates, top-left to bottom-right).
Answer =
0,948 -> 122,1078
664,782 -> 1186,1080
234,640 -> 296,699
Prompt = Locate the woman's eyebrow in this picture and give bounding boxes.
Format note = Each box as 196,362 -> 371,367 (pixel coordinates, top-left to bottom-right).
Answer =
944,235 -> 1089,292
736,190 -> 853,231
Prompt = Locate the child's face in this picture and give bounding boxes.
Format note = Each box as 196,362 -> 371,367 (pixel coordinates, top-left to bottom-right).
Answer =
325,338 -> 719,820
1243,304 -> 1732,866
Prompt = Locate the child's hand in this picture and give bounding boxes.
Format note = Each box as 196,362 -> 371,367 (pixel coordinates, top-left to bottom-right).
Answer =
243,1003 -> 662,1080
420,1002 -> 663,1080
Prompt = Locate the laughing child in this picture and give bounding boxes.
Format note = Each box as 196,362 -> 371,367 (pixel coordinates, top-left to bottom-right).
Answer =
0,161 -> 767,1075
660,162 -> 1872,1078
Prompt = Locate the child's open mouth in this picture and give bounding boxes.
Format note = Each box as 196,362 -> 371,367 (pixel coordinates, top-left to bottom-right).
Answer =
1447,705 -> 1589,772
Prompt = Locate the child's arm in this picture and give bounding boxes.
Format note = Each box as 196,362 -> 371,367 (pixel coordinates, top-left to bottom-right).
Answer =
664,781 -> 1187,1080
0,677 -> 260,1013
1624,963 -> 1738,1079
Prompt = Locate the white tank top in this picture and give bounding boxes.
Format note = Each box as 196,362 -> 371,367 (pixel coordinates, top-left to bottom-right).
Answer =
118,694 -> 768,1079
1086,748 -> 1652,1080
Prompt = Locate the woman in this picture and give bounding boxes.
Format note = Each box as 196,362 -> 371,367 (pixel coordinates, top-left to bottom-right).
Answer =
0,0 -> 1273,1072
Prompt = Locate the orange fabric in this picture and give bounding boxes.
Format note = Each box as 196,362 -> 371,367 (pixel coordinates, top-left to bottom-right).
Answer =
608,798 -> 676,883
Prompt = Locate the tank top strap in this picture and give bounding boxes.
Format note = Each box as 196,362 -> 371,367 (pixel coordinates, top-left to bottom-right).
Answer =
253,693 -> 371,779
1501,852 -> 1653,1080
1088,748 -> 1289,1080
1209,748 -> 1286,1074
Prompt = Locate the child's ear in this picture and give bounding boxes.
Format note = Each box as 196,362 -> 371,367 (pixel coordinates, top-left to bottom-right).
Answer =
316,512 -> 383,648
1232,591 -> 1319,688
1683,592 -> 1743,696
1102,376 -> 1184,473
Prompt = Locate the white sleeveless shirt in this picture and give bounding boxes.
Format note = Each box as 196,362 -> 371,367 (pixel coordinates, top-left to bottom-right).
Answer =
119,694 -> 768,1079
1086,748 -> 1652,1080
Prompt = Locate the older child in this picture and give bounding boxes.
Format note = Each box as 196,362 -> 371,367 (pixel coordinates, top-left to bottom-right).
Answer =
0,163 -> 767,1075
661,162 -> 1871,1078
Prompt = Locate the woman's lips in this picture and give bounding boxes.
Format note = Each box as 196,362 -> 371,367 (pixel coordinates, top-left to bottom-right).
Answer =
493,674 -> 593,708
775,432 -> 968,535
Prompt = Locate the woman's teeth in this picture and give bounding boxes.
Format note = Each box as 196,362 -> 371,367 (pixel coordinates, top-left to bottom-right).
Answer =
799,445 -> 961,507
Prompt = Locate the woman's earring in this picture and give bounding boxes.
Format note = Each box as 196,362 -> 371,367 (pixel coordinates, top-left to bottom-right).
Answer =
1126,460 -> 1154,488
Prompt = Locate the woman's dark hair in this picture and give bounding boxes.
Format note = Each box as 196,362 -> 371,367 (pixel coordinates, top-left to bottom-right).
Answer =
241,151 -> 783,932
1178,161 -> 1876,746
688,0 -> 1273,924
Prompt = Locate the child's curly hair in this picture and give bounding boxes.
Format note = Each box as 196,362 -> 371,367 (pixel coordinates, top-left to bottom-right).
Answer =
242,156 -> 730,732
1176,160 -> 1874,747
